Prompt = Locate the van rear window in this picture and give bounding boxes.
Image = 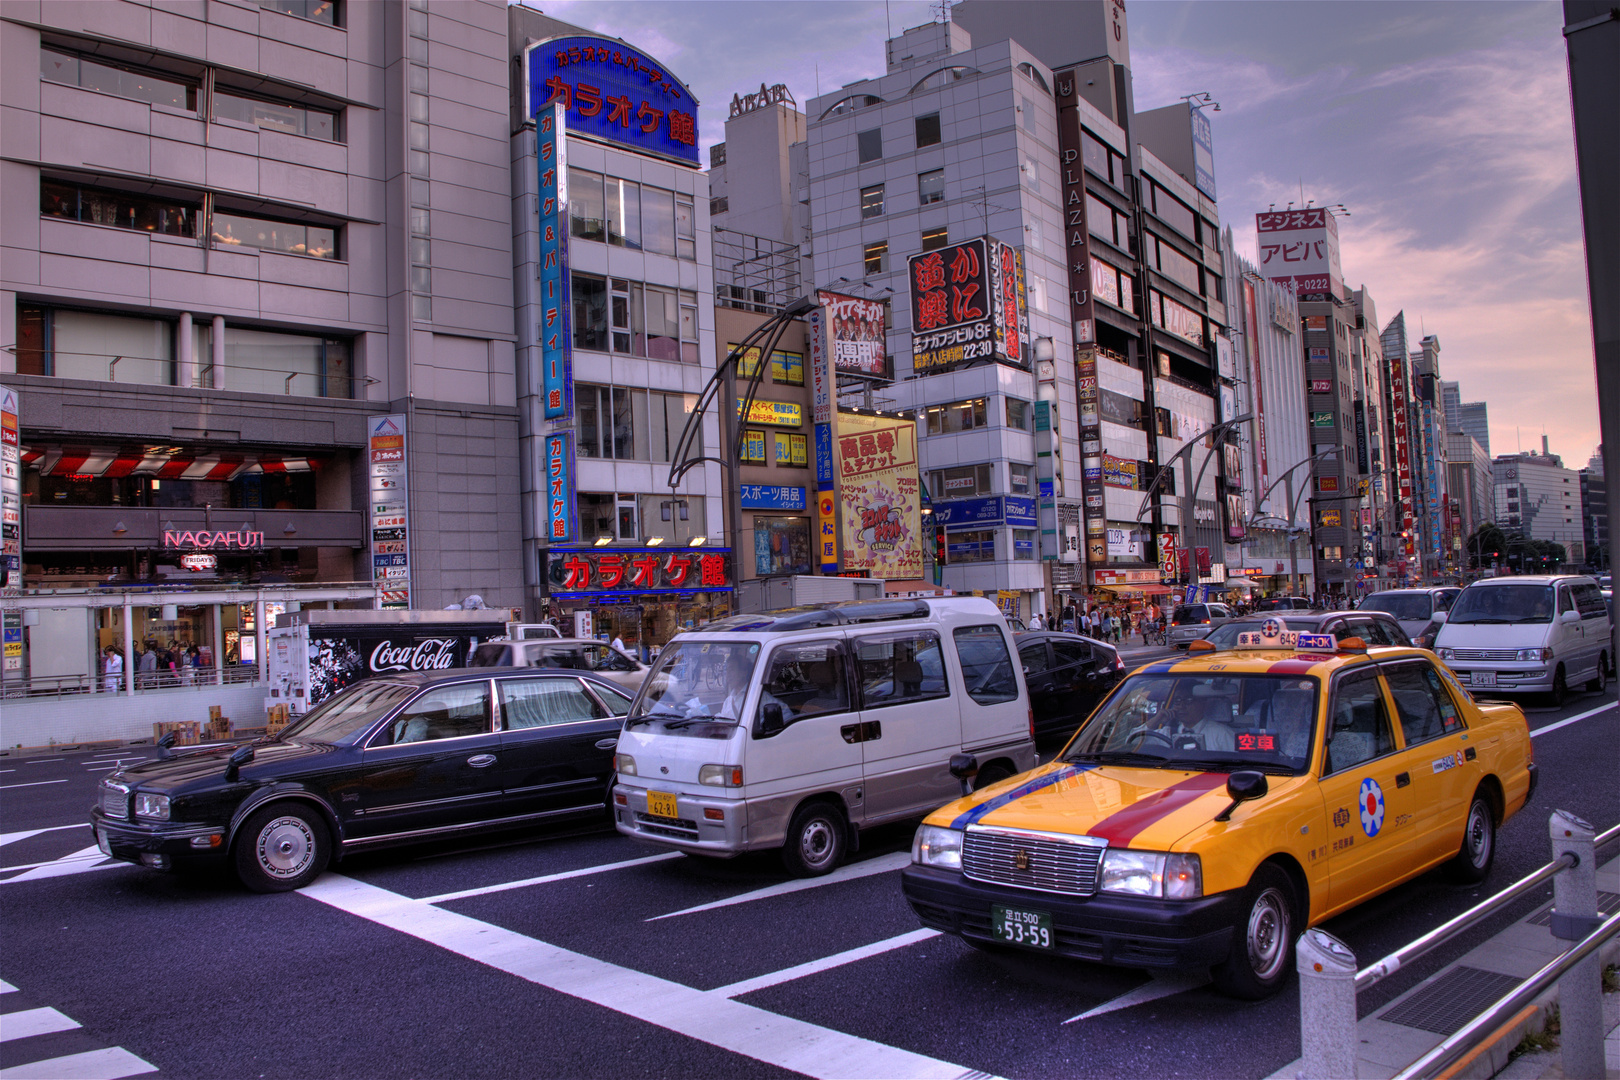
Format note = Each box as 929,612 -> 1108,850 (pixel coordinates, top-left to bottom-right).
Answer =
952,624 -> 1018,705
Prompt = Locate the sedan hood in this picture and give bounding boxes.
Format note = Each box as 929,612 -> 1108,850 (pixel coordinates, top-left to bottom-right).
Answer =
114,739 -> 337,790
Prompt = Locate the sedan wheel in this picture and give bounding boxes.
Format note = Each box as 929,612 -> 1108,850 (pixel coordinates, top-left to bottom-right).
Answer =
1445,794 -> 1496,883
235,804 -> 329,893
1212,865 -> 1296,999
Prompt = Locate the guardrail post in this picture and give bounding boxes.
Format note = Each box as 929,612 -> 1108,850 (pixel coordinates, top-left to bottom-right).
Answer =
1297,928 -> 1359,1080
1549,810 -> 1604,1079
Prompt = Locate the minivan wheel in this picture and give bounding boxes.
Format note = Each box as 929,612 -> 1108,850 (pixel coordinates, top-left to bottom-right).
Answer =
781,802 -> 846,877
1586,653 -> 1608,694
1549,664 -> 1568,708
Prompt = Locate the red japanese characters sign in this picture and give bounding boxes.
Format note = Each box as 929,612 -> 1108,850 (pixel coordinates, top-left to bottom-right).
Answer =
525,35 -> 699,166
908,238 -> 996,375
546,548 -> 732,597
1255,208 -> 1344,298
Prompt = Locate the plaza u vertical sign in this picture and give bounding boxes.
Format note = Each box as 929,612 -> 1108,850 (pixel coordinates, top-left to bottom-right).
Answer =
536,101 -> 572,422
1,385 -> 22,677
368,414 -> 411,608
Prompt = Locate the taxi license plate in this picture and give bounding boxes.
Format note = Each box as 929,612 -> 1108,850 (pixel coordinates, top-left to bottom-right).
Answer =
96,827 -> 111,857
1471,671 -> 1497,688
991,905 -> 1053,950
646,791 -> 679,819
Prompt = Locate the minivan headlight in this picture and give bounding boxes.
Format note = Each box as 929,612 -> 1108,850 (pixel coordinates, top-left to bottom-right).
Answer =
613,753 -> 637,776
1437,647 -> 1455,660
1100,850 -> 1201,898
134,792 -> 170,821
698,764 -> 743,787
1515,648 -> 1553,662
912,825 -> 964,870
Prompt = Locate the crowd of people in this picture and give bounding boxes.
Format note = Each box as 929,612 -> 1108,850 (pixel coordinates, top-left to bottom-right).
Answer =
100,639 -> 214,691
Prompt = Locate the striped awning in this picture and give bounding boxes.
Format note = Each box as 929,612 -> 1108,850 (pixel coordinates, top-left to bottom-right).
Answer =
25,445 -> 322,479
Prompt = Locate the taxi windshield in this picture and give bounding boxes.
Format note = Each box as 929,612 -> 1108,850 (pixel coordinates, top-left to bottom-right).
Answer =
627,640 -> 760,727
1063,673 -> 1319,773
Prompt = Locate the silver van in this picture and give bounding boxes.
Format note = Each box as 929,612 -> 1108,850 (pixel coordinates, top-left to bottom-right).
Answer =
611,597 -> 1037,876
1434,575 -> 1611,705
467,638 -> 652,694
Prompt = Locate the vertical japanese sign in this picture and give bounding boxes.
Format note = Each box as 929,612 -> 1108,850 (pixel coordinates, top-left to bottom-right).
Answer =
1388,354 -> 1415,539
1243,279 -> 1269,506
1074,350 -> 1107,570
367,414 -> 411,609
545,432 -> 576,543
1,384 -> 21,674
808,307 -> 832,425
815,422 -> 837,574
1055,71 -> 1098,347
991,241 -> 1028,367
834,413 -> 921,579
537,101 -> 573,422
1254,208 -> 1344,299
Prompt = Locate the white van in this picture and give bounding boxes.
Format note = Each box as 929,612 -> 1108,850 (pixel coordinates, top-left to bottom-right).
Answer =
611,597 -> 1037,876
1434,574 -> 1612,705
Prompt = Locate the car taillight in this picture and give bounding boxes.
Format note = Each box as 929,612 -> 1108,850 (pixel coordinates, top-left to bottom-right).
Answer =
1029,706 -> 1035,738
1114,654 -> 1126,672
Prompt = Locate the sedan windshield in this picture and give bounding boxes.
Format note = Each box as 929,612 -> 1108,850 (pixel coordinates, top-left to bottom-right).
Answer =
1359,593 -> 1433,622
627,640 -> 760,725
1063,673 -> 1318,773
281,681 -> 420,743
1447,584 -> 1556,624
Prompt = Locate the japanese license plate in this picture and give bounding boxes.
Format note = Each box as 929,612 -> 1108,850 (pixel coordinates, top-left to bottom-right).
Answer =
991,905 -> 1054,950
646,790 -> 679,820
96,827 -> 111,857
1471,671 -> 1497,688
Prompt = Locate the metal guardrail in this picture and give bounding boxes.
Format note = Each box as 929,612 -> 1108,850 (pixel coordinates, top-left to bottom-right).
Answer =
1297,812 -> 1620,1079
0,664 -> 261,699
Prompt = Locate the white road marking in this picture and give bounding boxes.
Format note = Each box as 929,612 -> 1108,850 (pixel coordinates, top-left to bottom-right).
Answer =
646,851 -> 913,922
709,928 -> 942,998
0,980 -> 16,993
0,1006 -> 80,1041
0,845 -> 120,883
1063,972 -> 1211,1023
0,1046 -> 157,1079
303,873 -> 999,1080
0,826 -> 86,848
0,781 -> 68,791
420,852 -> 684,904
1530,700 -> 1616,738
23,760 -> 64,765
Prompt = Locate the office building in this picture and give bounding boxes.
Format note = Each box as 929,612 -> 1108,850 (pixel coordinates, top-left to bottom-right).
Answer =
1494,441 -> 1584,564
1581,448 -> 1607,571
1457,401 -> 1491,459
1446,431 -> 1494,546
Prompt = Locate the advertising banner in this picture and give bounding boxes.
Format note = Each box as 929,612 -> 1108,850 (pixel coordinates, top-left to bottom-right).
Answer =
816,488 -> 838,574
1056,73 -> 1099,347
817,290 -> 889,380
834,413 -> 922,578
1158,532 -> 1178,582
991,241 -> 1028,367
367,415 -> 410,608
0,384 -> 20,599
544,432 -> 575,542
1388,354 -> 1415,533
1255,208 -> 1344,298
908,238 -> 996,375
739,485 -> 807,511
525,36 -> 699,166
1309,378 -> 1333,393
1101,454 -> 1138,490
808,308 -> 833,424
1353,399 -> 1370,474
736,399 -> 802,427
1243,279 -> 1269,501
548,548 -> 733,597
537,101 -> 573,421
302,625 -> 506,707
1190,103 -> 1217,201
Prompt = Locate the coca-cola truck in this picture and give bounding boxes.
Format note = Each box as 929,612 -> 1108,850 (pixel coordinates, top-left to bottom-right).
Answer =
267,609 -> 514,714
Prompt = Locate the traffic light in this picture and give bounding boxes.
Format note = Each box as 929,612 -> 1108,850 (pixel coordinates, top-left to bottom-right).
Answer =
935,526 -> 948,566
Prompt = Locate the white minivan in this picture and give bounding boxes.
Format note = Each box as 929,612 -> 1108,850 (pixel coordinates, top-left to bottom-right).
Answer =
1434,574 -> 1612,705
611,597 -> 1037,876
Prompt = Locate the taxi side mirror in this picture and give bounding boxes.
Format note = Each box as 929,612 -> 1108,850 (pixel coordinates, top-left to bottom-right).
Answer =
1214,770 -> 1268,822
949,753 -> 979,797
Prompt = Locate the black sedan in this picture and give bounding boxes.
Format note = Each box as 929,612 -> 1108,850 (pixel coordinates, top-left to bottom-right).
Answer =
1014,631 -> 1127,742
1197,609 -> 1413,650
90,669 -> 633,892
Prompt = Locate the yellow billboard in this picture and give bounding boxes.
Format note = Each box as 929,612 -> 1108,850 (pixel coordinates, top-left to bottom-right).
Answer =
834,412 -> 923,579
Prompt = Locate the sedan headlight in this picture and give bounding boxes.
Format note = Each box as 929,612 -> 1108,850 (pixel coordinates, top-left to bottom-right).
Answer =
911,825 -> 964,870
1100,849 -> 1202,898
1437,647 -> 1455,660
134,792 -> 170,821
1515,648 -> 1553,662
613,753 -> 637,776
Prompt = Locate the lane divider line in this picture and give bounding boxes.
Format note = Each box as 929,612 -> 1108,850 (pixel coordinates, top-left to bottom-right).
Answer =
420,852 -> 684,904
302,873 -> 1000,1080
1063,971 -> 1210,1023
709,928 -> 942,999
1529,699 -> 1616,738
0,781 -> 69,791
0,980 -> 17,994
646,851 -> 913,922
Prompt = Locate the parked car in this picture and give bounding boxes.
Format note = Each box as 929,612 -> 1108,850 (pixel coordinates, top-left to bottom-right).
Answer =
91,669 -> 635,892
1167,603 -> 1235,648
1015,631 -> 1127,742
1253,596 -> 1313,612
467,637 -> 652,694
902,628 -> 1534,999
1358,588 -> 1461,647
1200,609 -> 1412,651
1434,574 -> 1611,705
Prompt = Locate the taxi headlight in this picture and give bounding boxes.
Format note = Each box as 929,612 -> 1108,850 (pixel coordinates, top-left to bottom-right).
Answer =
912,825 -> 964,870
134,792 -> 170,821
613,753 -> 637,776
1100,850 -> 1202,898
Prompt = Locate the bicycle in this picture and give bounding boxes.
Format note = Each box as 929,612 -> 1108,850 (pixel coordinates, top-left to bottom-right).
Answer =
1142,625 -> 1168,647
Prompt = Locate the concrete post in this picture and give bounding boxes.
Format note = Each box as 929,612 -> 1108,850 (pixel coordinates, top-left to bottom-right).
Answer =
1549,810 -> 1604,1080
212,604 -> 224,687
254,598 -> 266,687
1297,928 -> 1358,1080
121,601 -> 134,698
210,315 -> 225,389
177,312 -> 194,387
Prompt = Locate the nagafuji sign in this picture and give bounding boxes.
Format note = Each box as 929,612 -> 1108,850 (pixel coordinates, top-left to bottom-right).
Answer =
163,529 -> 265,549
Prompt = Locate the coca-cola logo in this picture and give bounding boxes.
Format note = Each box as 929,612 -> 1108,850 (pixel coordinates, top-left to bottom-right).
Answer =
369,638 -> 457,673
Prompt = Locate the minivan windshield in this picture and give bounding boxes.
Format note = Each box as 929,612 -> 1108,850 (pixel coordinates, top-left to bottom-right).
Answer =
1173,605 -> 1210,625
626,640 -> 760,726
1447,584 -> 1557,625
1359,593 -> 1434,622
281,681 -> 420,743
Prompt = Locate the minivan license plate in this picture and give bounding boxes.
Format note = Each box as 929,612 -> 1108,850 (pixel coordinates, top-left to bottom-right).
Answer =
991,905 -> 1053,950
1471,671 -> 1497,688
647,790 -> 678,819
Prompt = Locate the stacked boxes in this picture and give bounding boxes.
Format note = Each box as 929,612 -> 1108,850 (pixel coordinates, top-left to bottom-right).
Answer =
266,704 -> 291,737
152,721 -> 201,746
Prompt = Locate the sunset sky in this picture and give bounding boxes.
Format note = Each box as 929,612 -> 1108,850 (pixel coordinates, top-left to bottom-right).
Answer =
533,0 -> 1603,468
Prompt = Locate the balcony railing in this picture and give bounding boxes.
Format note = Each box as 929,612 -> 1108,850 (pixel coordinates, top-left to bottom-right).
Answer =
8,348 -> 374,399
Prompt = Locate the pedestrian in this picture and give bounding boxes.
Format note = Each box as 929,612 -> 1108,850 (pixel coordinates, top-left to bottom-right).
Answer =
1028,612 -> 1044,631
611,632 -> 625,652
103,645 -> 123,693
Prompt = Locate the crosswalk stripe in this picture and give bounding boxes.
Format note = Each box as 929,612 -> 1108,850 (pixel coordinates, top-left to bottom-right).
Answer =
646,851 -> 913,921
0,1046 -> 158,1079
0,827 -> 87,849
419,852 -> 684,904
0,1007 -> 80,1041
709,928 -> 942,998
0,981 -> 16,994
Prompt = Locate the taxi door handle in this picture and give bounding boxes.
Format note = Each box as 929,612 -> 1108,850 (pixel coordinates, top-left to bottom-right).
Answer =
1395,772 -> 1410,788
467,753 -> 497,768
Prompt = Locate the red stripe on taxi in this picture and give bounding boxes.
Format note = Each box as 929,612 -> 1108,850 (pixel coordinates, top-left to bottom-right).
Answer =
1085,772 -> 1229,846
1265,658 -> 1321,675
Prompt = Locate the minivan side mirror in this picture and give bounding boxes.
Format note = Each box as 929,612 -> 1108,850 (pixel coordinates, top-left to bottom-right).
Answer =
759,702 -> 785,737
1431,611 -> 1447,625
1561,610 -> 1581,624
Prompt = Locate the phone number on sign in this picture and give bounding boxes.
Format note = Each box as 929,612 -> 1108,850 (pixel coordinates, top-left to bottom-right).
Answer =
916,338 -> 994,372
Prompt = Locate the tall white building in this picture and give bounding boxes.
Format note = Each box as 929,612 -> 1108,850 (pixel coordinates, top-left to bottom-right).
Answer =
1494,447 -> 1584,564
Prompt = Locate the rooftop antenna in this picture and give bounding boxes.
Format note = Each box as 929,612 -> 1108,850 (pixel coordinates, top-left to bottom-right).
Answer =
886,0 -> 893,39
933,0 -> 951,24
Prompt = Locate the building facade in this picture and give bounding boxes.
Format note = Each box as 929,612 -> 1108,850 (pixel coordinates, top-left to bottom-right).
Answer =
1494,447 -> 1584,564
1580,449 -> 1607,571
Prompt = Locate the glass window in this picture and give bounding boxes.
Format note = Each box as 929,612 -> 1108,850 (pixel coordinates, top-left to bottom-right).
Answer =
258,0 -> 338,24
675,195 -> 695,260
1384,663 -> 1463,746
383,681 -> 492,744
757,639 -> 850,724
1019,641 -> 1051,675
42,179 -> 196,238
1013,529 -> 1037,561
863,241 -> 887,275
630,639 -> 761,725
924,397 -> 988,435
285,681 -> 416,744
1021,96 -> 1036,133
572,273 -> 608,351
920,226 -> 948,252
1447,583 -> 1556,625
214,90 -> 337,141
1009,463 -> 1032,494
947,528 -> 996,563
577,493 -> 613,541
605,177 -> 640,248
212,211 -> 336,258
754,516 -> 811,576
592,682 -> 633,715
1325,672 -> 1395,773
857,128 -> 882,163
42,47 -> 196,111
861,184 -> 884,218
1006,398 -> 1030,430
953,625 -> 1018,704
918,169 -> 945,205
1052,640 -> 1091,668
569,169 -> 606,241
1152,235 -> 1202,295
611,278 -> 642,354
1149,182 -> 1198,240
771,349 -> 805,385
611,387 -> 635,459
915,113 -> 941,147
855,631 -> 947,708
931,463 -> 993,499
741,429 -> 767,463
644,285 -> 680,361
642,186 -> 676,255
499,677 -> 607,729
221,325 -> 351,398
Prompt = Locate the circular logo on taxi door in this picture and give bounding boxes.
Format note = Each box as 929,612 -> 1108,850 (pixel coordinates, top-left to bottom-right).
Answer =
1359,778 -> 1385,837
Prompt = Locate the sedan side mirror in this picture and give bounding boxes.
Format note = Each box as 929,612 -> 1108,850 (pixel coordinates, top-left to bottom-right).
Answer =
1214,770 -> 1268,822
155,731 -> 177,760
224,744 -> 255,782
758,702 -> 785,738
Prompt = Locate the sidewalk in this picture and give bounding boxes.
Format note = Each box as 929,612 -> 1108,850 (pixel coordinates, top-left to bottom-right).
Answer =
1267,853 -> 1620,1080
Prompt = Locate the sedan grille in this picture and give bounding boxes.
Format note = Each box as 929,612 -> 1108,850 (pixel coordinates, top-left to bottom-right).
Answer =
1451,648 -> 1519,661
962,827 -> 1104,896
99,782 -> 130,821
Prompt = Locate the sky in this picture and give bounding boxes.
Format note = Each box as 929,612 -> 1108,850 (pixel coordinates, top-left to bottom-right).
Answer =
526,0 -> 1603,469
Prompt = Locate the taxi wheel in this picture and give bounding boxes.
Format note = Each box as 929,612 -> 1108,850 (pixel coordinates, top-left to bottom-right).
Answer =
1445,794 -> 1496,884
1212,865 -> 1296,1000
234,804 -> 329,894
1548,665 -> 1568,708
1586,653 -> 1608,694
973,764 -> 1014,791
781,802 -> 846,878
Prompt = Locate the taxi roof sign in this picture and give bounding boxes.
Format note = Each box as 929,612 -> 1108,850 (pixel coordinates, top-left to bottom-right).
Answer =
1234,618 -> 1339,653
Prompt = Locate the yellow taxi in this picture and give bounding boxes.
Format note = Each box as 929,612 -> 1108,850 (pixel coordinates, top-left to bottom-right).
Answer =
900,621 -> 1536,998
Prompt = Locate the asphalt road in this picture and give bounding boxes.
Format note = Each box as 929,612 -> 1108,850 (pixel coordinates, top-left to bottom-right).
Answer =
1,683 -> 1615,1080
